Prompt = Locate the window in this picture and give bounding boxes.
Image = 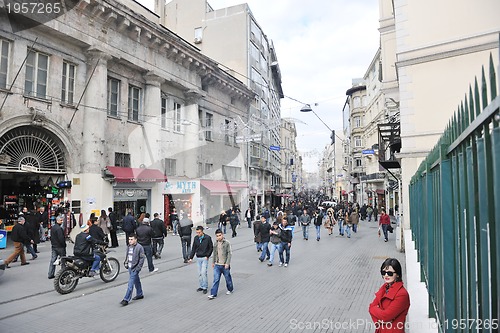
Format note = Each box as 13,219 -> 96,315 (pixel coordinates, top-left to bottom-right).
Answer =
25,50 -> 49,98
222,166 -> 241,181
61,61 -> 75,104
251,143 -> 259,157
250,43 -> 260,62
128,85 -> 141,122
250,20 -> 261,43
0,40 -> 9,89
204,163 -> 213,177
353,96 -> 361,108
205,112 -> 213,141
344,157 -> 349,166
224,119 -> 231,145
355,158 -> 362,167
115,153 -> 131,167
161,96 -> 167,129
354,136 -> 362,147
173,102 -> 182,132
164,158 -> 176,176
353,116 -> 362,128
198,162 -> 203,178
194,27 -> 203,40
107,78 -> 120,117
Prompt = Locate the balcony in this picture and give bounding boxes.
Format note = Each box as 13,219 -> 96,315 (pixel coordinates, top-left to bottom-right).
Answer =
378,115 -> 401,169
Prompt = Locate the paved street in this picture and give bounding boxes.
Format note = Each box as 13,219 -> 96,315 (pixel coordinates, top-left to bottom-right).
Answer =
0,220 -> 404,333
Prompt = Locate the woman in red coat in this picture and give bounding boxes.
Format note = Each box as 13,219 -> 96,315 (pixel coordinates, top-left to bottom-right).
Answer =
369,258 -> 410,332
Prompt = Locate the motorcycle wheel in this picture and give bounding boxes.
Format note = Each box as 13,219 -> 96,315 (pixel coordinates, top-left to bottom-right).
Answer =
100,257 -> 120,283
54,268 -> 79,294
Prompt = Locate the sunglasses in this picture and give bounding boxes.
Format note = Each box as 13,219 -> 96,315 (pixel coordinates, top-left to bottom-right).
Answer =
381,270 -> 396,276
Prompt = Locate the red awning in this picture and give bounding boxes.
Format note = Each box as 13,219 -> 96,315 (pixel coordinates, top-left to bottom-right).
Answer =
105,166 -> 167,183
376,189 -> 386,195
200,180 -> 247,195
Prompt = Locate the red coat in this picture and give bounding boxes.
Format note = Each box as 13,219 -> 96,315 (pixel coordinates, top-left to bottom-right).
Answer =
369,281 -> 410,332
379,214 -> 391,225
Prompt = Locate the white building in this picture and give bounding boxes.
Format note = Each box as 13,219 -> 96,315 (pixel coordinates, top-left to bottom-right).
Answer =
0,0 -> 254,229
280,118 -> 301,203
162,0 -> 284,212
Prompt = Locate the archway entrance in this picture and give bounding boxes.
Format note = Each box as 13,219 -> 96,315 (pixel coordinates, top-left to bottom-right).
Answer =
0,126 -> 68,232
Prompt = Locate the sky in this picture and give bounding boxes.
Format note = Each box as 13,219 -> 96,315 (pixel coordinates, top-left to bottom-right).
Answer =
138,0 -> 380,172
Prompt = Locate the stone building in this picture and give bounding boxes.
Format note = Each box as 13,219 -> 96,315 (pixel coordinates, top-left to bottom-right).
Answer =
279,118 -> 300,203
0,0 -> 254,229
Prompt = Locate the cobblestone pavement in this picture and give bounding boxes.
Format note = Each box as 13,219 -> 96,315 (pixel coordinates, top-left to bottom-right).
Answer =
0,219 -> 404,333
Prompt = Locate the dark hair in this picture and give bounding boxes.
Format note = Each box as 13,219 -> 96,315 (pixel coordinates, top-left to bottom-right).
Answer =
381,258 -> 403,282
196,226 -> 204,231
128,233 -> 137,239
215,228 -> 223,234
153,213 -> 159,218
108,207 -> 113,212
145,213 -> 150,219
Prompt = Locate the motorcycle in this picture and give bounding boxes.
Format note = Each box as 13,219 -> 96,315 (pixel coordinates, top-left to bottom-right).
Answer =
54,244 -> 120,294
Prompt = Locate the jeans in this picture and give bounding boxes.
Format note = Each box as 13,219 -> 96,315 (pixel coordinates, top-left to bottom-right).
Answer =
345,224 -> 352,238
218,223 -> 227,234
181,236 -> 191,260
368,213 -> 372,222
25,243 -> 37,258
278,242 -> 290,264
259,242 -> 269,261
152,238 -> 164,257
123,268 -> 143,302
172,220 -> 179,235
338,220 -> 344,235
231,224 -> 237,237
91,254 -> 101,271
196,257 -> 209,290
315,225 -> 321,240
268,243 -> 281,264
352,223 -> 358,233
142,244 -> 155,272
210,264 -> 233,297
256,242 -> 262,251
247,217 -> 252,228
381,224 -> 389,241
302,225 -> 309,239
48,247 -> 66,278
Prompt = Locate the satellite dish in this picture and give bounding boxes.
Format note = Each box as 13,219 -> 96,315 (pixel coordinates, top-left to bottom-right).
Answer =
139,164 -> 146,168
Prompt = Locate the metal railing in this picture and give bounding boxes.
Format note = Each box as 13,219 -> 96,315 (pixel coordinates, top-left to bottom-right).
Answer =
409,53 -> 499,332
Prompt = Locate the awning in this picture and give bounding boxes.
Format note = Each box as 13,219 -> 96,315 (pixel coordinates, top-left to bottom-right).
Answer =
201,180 -> 247,195
376,189 -> 386,195
105,166 -> 167,183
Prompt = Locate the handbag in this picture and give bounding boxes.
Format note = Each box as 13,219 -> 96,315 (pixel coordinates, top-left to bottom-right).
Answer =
387,224 -> 394,233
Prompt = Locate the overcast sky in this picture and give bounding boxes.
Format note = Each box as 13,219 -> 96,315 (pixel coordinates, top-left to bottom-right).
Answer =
138,0 -> 380,172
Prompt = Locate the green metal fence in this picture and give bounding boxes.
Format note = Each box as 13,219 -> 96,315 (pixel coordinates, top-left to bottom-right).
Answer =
409,53 -> 499,333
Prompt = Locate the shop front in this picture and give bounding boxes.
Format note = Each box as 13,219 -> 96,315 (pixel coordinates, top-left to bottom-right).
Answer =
200,180 -> 247,225
103,166 -> 167,222
162,178 -> 201,227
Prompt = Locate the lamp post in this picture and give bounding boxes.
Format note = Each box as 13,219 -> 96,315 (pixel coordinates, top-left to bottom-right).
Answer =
300,104 -> 339,201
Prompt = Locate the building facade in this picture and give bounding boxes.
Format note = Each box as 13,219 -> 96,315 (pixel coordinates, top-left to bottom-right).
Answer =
163,0 -> 284,212
279,118 -> 301,203
0,0 -> 254,229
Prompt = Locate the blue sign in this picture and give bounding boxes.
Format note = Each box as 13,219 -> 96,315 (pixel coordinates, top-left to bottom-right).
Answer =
362,149 -> 375,155
0,230 -> 6,249
269,145 -> 281,151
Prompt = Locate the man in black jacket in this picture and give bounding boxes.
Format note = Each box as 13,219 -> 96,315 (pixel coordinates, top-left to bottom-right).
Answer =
74,223 -> 106,276
89,217 -> 106,242
136,217 -> 157,273
150,213 -> 167,259
4,217 -> 32,267
188,226 -> 213,294
108,207 -> 119,248
122,209 -> 136,245
48,215 -> 66,279
278,217 -> 293,267
258,216 -> 271,262
178,213 -> 193,263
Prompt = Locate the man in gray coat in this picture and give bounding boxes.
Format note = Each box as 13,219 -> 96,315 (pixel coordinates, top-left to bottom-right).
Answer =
121,233 -> 145,306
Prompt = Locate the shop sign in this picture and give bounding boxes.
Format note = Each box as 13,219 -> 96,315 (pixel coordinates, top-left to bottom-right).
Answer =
114,189 -> 148,199
164,181 -> 198,194
21,164 -> 38,172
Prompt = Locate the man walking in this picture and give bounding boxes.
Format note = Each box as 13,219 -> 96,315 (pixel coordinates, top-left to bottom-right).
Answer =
108,207 -> 119,247
229,209 -> 239,238
208,229 -> 234,299
379,208 -> 391,242
136,216 -> 158,273
178,213 -> 193,263
48,216 -> 66,279
245,207 -> 254,228
253,215 -> 262,252
313,210 -> 323,241
278,217 -> 293,267
188,226 -> 213,294
150,213 -> 167,259
122,209 -> 136,245
170,208 -> 179,235
258,216 -> 271,262
299,209 -> 311,240
267,222 -> 281,266
4,217 -> 32,268
121,233 -> 145,306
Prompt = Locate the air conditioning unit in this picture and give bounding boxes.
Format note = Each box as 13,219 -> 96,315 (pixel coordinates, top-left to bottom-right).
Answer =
194,37 -> 202,44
